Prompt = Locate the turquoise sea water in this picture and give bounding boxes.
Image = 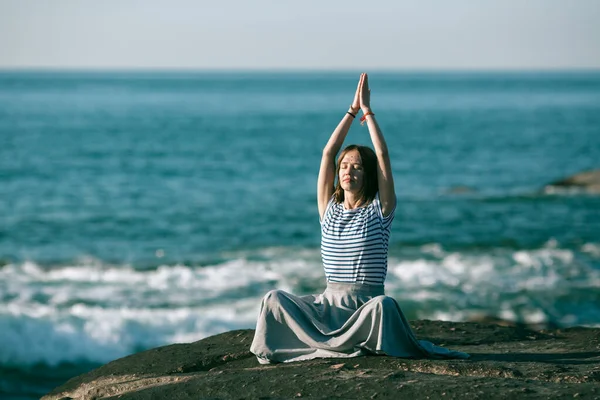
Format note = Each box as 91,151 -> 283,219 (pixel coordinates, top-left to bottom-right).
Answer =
1,71 -> 600,399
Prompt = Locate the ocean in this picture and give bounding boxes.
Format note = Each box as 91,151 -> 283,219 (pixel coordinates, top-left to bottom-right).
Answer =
1,70 -> 599,399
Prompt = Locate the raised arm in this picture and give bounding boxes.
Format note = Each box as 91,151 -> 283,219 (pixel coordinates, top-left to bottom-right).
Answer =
317,78 -> 361,220
359,73 -> 396,217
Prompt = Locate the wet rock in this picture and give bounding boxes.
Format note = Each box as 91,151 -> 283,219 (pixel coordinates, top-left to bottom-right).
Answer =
544,169 -> 600,194
43,322 -> 600,400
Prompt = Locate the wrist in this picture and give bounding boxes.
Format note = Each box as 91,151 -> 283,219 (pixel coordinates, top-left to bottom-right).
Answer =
359,109 -> 375,125
349,105 -> 359,114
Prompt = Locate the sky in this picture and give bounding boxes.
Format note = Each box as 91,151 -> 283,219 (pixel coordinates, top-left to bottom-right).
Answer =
2,0 -> 600,70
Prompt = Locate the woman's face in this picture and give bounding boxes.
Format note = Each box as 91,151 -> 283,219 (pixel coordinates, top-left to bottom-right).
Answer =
339,149 -> 364,193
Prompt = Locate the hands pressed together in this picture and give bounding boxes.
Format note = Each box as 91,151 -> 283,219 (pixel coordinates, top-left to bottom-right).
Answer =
349,73 -> 373,119
318,72 -> 392,219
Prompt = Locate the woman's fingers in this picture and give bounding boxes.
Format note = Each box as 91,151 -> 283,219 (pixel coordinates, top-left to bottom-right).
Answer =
359,72 -> 371,109
352,74 -> 364,110
357,73 -> 364,96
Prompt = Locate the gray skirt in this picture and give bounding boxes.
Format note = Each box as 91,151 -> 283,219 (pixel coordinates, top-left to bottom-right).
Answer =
250,282 -> 469,364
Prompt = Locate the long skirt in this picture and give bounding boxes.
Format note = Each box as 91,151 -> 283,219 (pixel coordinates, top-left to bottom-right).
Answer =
250,282 -> 470,364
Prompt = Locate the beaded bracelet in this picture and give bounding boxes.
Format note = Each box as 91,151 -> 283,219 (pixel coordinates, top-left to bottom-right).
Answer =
360,111 -> 375,125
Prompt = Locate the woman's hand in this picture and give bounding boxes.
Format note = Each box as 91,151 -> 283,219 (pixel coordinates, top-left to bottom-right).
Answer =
359,73 -> 372,113
350,75 -> 361,114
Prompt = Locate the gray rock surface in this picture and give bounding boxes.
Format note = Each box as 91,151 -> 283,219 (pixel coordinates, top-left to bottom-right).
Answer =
545,169 -> 600,193
43,321 -> 600,400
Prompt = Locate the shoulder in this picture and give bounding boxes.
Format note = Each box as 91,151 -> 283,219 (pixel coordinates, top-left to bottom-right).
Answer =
372,193 -> 395,225
320,196 -> 339,224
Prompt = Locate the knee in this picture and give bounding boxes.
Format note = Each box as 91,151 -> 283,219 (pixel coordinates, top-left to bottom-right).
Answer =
262,289 -> 286,309
264,289 -> 285,300
372,295 -> 396,309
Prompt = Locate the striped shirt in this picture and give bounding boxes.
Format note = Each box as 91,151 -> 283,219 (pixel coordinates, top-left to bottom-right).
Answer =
320,194 -> 395,285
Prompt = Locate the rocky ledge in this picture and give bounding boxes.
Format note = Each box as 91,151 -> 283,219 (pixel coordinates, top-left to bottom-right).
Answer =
544,169 -> 600,194
44,321 -> 600,400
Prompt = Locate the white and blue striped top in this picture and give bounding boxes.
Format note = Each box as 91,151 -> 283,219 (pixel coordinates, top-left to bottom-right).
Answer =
320,194 -> 395,285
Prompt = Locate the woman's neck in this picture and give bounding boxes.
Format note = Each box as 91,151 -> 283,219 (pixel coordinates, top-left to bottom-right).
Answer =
343,192 -> 362,210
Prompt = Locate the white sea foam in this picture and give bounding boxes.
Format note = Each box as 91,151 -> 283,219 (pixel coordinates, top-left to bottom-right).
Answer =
0,252 -> 324,366
0,302 -> 258,366
426,310 -> 471,322
389,245 -> 592,294
386,243 -> 600,325
1,243 -> 599,366
581,242 -> 600,258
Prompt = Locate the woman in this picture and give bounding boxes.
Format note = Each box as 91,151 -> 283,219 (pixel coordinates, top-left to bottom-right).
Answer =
250,73 -> 469,363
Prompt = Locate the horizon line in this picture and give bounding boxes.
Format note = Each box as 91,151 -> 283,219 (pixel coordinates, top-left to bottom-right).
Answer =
1,66 -> 600,74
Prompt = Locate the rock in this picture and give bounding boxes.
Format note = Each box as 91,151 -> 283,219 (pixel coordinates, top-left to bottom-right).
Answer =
544,169 -> 600,194
43,322 -> 600,400
445,185 -> 477,195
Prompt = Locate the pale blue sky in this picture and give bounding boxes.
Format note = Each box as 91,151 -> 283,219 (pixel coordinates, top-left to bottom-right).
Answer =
2,0 -> 599,70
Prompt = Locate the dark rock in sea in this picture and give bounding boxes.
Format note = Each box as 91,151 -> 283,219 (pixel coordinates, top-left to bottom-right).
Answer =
42,321 -> 600,400
445,185 -> 477,195
544,169 -> 600,194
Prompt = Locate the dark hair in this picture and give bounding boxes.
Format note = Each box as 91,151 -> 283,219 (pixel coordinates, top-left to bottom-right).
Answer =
333,144 -> 378,206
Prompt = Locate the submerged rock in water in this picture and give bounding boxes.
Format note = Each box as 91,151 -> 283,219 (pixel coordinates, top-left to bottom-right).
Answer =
445,185 -> 477,195
42,322 -> 600,400
544,169 -> 600,194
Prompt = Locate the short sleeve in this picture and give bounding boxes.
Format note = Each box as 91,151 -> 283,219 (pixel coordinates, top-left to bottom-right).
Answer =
319,196 -> 336,225
374,193 -> 395,229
